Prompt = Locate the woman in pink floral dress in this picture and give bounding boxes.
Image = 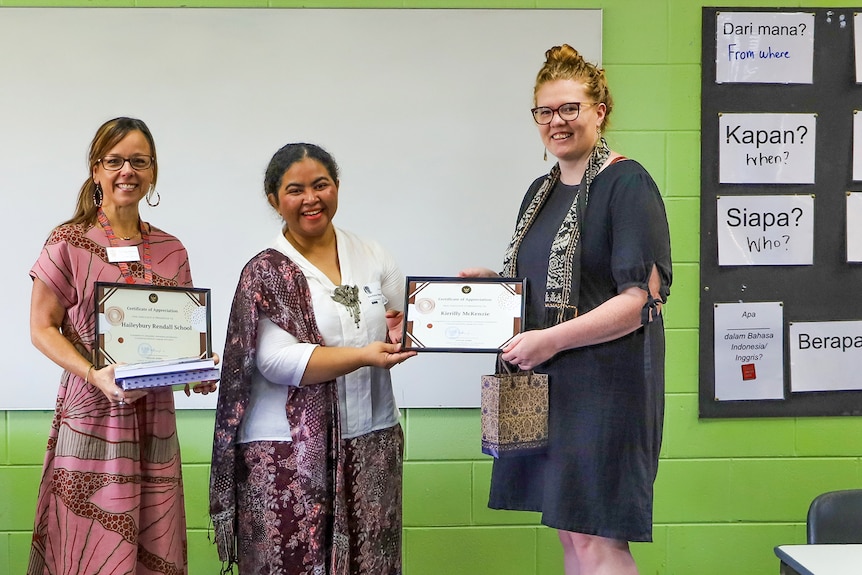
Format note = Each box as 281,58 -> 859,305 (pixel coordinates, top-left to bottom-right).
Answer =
27,117 -> 216,575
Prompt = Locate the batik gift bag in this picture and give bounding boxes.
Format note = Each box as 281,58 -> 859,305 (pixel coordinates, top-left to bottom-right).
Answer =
481,357 -> 548,457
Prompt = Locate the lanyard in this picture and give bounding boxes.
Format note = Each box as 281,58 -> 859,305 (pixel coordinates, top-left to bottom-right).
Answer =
97,207 -> 152,284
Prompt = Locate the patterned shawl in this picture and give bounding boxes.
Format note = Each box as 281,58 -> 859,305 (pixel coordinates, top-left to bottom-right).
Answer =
209,248 -> 348,574
502,138 -> 611,326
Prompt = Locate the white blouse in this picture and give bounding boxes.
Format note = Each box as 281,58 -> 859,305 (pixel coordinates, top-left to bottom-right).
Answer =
238,228 -> 405,443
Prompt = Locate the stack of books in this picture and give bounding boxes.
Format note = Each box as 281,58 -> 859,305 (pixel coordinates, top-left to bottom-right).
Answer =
113,357 -> 220,391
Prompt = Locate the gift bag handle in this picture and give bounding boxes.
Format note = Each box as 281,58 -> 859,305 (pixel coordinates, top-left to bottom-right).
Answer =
496,353 -> 517,375
496,354 -> 541,388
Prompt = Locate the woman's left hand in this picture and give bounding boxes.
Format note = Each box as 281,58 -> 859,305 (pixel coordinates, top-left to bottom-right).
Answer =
184,352 -> 220,396
500,330 -> 557,371
188,381 -> 218,396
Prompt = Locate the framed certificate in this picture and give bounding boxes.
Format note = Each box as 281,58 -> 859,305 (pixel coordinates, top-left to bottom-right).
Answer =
402,276 -> 526,352
94,282 -> 212,368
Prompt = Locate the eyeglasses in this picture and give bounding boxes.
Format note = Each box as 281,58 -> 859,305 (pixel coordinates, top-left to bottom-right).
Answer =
530,102 -> 597,125
97,155 -> 154,171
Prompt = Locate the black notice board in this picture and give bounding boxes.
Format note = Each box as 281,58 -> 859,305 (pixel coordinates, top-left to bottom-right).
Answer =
700,7 -> 862,417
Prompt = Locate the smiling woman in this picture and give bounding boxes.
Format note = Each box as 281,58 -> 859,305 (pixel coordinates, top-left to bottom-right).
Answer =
26,116 -> 216,575
95,133 -> 156,220
266,150 -> 341,269
460,44 -> 671,575
211,142 -> 417,574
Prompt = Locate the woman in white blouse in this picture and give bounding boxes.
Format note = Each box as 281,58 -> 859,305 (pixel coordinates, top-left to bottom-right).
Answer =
210,143 -> 416,575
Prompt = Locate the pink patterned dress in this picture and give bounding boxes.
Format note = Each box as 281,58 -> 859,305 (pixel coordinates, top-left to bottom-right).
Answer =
28,222 -> 193,575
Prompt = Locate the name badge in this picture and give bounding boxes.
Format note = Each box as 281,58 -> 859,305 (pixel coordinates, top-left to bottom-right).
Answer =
106,246 -> 141,263
363,282 -> 388,305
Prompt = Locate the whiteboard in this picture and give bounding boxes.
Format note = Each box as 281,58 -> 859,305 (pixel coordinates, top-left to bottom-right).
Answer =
0,8 -> 601,409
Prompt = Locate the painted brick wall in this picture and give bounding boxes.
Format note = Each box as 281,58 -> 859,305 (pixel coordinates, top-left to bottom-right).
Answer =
3,1 -> 862,574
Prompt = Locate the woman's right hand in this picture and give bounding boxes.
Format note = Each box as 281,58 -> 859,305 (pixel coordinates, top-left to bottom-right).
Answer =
458,267 -> 500,278
363,341 -> 417,369
89,365 -> 148,406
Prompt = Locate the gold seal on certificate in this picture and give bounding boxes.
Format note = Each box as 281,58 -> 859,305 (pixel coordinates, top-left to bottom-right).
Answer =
93,282 -> 213,368
402,276 -> 526,352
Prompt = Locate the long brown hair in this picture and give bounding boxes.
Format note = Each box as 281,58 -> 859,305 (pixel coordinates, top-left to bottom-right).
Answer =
63,117 -> 158,226
534,44 -> 614,131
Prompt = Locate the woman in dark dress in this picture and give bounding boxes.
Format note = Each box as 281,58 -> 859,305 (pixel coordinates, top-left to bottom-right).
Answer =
461,44 -> 672,574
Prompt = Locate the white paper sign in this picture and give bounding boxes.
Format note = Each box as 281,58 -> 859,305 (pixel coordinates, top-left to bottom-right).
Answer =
719,113 -> 816,184
716,11 -> 814,84
853,111 -> 862,180
847,193 -> 862,262
854,13 -> 862,83
790,320 -> 862,392
714,302 -> 784,401
717,195 -> 814,266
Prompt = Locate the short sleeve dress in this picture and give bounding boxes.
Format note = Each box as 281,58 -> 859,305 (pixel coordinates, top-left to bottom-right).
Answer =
488,159 -> 672,542
27,222 -> 194,575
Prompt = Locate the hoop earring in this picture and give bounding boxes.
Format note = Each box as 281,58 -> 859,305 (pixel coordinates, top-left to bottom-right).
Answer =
146,184 -> 160,207
93,183 -> 103,207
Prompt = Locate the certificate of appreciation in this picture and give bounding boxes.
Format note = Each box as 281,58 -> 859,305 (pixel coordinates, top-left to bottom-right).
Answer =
402,276 -> 525,352
93,282 -> 213,368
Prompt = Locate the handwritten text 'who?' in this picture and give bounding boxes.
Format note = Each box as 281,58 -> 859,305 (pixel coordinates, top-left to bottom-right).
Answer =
717,194 -> 814,266
719,113 -> 816,184
716,11 -> 814,84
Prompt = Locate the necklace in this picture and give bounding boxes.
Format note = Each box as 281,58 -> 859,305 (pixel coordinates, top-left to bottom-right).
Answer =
331,284 -> 361,327
97,208 -> 152,284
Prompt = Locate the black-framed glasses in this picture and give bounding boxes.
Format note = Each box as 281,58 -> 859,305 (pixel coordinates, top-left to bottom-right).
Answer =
530,102 -> 596,125
97,155 -> 154,171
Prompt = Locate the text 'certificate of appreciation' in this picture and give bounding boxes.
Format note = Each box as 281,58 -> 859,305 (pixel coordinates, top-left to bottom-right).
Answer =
402,276 -> 525,352
94,282 -> 212,367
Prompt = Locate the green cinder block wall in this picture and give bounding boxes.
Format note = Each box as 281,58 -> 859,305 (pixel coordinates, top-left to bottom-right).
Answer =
3,1 -> 862,574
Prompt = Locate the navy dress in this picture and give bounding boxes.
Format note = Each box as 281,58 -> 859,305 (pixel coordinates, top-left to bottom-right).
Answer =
488,159 -> 672,542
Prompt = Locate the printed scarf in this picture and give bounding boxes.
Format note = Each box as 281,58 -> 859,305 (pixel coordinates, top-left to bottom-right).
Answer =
209,248 -> 349,574
502,138 -> 611,326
